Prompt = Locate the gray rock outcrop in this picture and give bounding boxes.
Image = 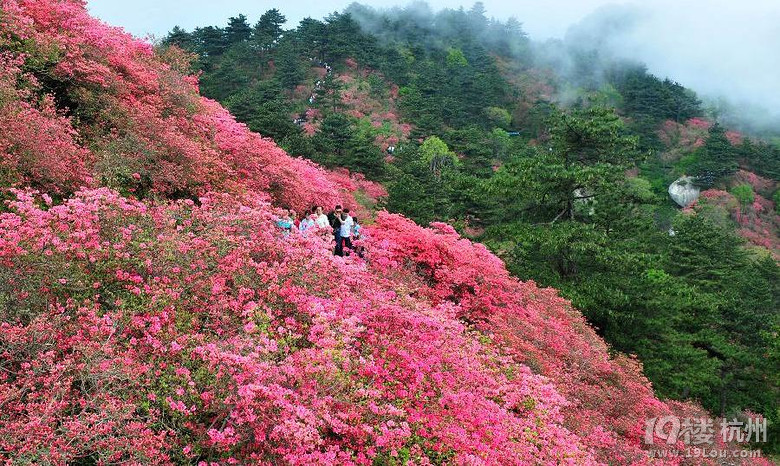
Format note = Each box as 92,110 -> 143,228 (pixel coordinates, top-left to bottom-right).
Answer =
668,176 -> 700,207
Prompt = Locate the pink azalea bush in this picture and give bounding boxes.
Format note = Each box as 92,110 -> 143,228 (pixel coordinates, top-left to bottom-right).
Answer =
297,59 -> 409,154
324,62 -> 410,151
0,0 -> 342,211
697,189 -> 780,256
0,1 -> 773,465
725,130 -> 743,145
2,192 -> 768,465
657,119 -> 711,159
1,188 -> 600,464
324,168 -> 388,220
657,118 -> 742,155
686,118 -> 713,131
364,214 -> 670,462
734,170 -> 775,195
497,58 -> 556,126
0,54 -> 93,193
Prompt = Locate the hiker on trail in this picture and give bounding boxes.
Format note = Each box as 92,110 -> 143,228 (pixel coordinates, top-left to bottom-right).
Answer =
276,210 -> 294,235
352,216 -> 366,258
339,208 -> 354,255
290,210 -> 299,230
299,208 -> 316,233
330,205 -> 344,255
351,216 -> 361,240
314,206 -> 330,229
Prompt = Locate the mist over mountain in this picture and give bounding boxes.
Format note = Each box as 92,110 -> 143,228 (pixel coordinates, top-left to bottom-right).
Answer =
556,1 -> 780,133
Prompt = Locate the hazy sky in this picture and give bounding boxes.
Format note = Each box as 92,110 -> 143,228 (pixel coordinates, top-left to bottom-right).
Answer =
87,0 -> 780,115
564,0 -> 780,117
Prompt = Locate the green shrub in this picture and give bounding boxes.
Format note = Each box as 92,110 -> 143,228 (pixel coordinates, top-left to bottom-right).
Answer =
730,184 -> 755,206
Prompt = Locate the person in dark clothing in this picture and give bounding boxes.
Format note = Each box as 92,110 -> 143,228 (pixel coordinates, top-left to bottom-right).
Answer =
330,205 -> 344,256
327,206 -> 339,227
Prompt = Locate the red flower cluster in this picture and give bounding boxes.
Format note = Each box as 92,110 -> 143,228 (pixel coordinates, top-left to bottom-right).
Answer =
697,188 -> 779,256
657,119 -> 711,156
0,55 -> 93,193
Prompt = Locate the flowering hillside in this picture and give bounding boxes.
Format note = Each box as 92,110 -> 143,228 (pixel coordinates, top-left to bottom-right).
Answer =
694,171 -> 780,256
0,0 -> 343,211
0,1 -> 772,465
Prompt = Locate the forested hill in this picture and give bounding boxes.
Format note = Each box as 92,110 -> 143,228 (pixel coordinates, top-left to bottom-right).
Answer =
162,2 -> 780,455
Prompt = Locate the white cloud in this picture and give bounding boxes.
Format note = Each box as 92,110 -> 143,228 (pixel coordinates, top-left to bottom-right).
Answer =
563,0 -> 780,115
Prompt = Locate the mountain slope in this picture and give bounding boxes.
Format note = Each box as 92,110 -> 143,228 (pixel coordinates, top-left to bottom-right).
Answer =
157,5 -> 779,446
0,1 -> 772,464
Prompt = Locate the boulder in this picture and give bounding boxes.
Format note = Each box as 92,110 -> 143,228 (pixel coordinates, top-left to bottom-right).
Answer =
668,176 -> 700,207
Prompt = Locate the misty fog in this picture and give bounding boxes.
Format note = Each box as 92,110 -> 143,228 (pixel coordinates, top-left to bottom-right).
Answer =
558,1 -> 780,131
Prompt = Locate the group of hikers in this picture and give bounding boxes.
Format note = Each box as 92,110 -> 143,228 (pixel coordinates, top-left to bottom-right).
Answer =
276,205 -> 362,256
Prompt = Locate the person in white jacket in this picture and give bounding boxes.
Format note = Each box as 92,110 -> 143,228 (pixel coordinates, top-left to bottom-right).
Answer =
314,206 -> 330,229
299,211 -> 316,233
338,209 -> 354,255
